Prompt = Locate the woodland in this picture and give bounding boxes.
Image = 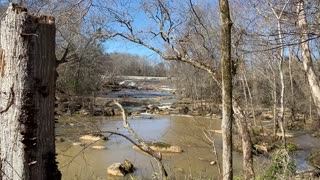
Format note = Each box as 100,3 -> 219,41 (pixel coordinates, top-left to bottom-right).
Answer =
0,0 -> 320,180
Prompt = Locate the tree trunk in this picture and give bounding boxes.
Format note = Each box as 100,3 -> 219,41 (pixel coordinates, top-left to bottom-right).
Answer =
232,102 -> 255,179
297,0 -> 320,128
242,65 -> 257,127
219,0 -> 233,179
288,51 -> 296,123
271,67 -> 278,135
0,4 -> 61,180
276,20 -> 286,147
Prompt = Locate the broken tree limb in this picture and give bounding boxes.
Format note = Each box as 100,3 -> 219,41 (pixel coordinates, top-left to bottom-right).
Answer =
113,101 -> 168,179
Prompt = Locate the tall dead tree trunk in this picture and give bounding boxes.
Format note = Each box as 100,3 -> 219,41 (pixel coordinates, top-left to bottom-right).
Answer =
288,51 -> 296,123
232,102 -> 254,179
269,61 -> 278,135
219,0 -> 233,179
277,21 -> 286,147
0,4 -> 61,180
297,0 -> 320,128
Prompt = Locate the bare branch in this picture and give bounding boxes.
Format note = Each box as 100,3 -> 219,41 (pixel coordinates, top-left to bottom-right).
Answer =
202,130 -> 222,179
113,100 -> 168,179
57,45 -> 69,66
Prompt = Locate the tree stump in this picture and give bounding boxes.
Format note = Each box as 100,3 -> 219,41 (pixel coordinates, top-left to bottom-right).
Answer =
0,3 -> 60,180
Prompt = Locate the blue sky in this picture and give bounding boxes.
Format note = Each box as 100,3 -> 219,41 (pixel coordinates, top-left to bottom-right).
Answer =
104,39 -> 163,62
97,0 -> 164,62
104,38 -> 156,56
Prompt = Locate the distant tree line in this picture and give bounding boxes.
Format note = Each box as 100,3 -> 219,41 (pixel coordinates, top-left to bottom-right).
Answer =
57,50 -> 169,95
107,53 -> 168,77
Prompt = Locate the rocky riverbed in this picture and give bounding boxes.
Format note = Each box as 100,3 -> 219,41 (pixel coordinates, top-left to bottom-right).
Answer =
55,76 -> 320,179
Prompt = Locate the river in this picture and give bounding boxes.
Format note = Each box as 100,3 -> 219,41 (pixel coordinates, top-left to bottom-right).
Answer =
56,115 -> 271,180
55,77 -> 319,179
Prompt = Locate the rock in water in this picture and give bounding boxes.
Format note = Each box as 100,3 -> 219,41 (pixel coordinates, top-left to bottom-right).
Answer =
107,163 -> 125,176
107,160 -> 135,177
91,145 -> 107,150
72,142 -> 85,146
79,134 -> 108,141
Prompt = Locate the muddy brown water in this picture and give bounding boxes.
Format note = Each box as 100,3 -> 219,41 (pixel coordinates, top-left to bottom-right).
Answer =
56,83 -> 319,179
56,115 -> 270,180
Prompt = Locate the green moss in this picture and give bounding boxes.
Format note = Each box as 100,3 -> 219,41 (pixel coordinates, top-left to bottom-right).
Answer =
234,175 -> 243,180
148,142 -> 171,148
286,143 -> 298,152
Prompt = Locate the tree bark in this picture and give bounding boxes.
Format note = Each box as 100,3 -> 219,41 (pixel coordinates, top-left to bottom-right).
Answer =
288,51 -> 296,123
271,65 -> 278,135
276,20 -> 286,147
232,101 -> 255,179
0,3 -> 61,180
219,0 -> 233,179
297,0 -> 320,128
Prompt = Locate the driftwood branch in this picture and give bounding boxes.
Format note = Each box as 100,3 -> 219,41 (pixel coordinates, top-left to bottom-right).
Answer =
202,130 -> 222,180
113,100 -> 168,179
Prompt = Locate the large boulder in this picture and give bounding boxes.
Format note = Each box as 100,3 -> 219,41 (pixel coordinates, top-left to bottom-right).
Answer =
107,163 -> 124,177
107,160 -> 135,177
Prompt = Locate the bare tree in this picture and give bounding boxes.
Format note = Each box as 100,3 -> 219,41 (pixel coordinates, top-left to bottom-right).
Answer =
219,0 -> 233,179
296,0 -> 320,129
265,0 -> 290,147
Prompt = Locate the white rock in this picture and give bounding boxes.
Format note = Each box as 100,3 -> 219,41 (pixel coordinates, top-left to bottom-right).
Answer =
72,142 -> 83,146
107,163 -> 125,177
210,161 -> 216,165
80,135 -> 102,141
91,145 -> 107,150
